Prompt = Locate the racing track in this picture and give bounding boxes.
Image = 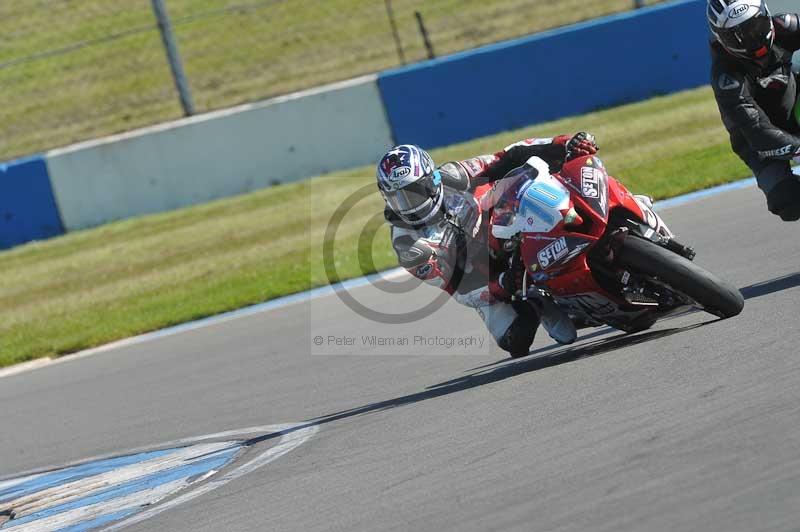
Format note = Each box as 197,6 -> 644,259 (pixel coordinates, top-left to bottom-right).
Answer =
2,184 -> 800,531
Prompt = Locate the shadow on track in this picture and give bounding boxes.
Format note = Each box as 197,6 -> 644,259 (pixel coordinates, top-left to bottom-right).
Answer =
259,274 -> 795,443
294,320 -> 715,433
739,272 -> 800,300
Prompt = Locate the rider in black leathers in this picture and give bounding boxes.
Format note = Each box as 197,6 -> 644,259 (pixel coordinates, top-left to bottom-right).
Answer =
709,1 -> 800,220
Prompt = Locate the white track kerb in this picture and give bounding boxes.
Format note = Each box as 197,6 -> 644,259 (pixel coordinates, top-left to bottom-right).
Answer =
0,423 -> 319,531
0,177 -> 758,379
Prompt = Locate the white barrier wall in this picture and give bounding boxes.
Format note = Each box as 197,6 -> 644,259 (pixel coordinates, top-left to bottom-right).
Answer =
46,75 -> 393,231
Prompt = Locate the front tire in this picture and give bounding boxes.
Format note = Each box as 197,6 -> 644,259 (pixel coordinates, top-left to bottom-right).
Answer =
616,236 -> 744,319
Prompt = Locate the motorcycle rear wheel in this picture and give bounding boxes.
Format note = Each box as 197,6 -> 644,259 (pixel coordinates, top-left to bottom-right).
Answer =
616,236 -> 744,319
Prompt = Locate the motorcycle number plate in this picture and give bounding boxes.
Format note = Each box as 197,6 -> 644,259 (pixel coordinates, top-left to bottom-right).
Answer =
519,175 -> 570,233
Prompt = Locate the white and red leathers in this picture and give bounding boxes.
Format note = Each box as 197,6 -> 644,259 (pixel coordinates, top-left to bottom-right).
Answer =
386,136 -> 581,356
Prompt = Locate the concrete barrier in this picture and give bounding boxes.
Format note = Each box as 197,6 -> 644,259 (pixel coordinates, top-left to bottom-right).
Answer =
0,156 -> 64,249
377,0 -> 710,149
46,75 -> 394,231
6,0 -> 792,247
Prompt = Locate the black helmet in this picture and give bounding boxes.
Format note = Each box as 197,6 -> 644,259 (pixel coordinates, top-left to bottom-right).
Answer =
707,0 -> 774,60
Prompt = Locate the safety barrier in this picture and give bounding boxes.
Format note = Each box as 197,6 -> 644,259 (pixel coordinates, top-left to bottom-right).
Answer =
0,157 -> 64,249
1,0 -> 728,247
377,0 -> 710,148
44,75 -> 393,231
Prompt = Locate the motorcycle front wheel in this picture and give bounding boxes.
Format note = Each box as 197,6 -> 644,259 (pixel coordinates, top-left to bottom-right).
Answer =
616,236 -> 744,319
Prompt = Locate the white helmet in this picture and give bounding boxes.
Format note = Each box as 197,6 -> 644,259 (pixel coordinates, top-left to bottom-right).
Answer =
707,0 -> 774,60
376,145 -> 443,226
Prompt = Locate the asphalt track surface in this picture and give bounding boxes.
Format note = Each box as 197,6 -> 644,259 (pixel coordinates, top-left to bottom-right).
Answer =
2,184 -> 800,531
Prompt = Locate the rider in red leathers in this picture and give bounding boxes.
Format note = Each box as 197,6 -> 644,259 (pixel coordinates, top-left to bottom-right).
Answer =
377,134 -> 597,357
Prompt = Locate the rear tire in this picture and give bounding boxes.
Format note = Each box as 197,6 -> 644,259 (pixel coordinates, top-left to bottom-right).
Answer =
616,236 -> 744,319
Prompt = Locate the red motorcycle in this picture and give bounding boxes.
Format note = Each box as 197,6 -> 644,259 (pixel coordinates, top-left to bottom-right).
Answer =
486,155 -> 744,342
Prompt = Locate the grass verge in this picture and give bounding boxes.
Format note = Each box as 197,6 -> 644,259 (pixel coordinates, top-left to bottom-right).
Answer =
0,0 -> 665,160
0,86 -> 750,367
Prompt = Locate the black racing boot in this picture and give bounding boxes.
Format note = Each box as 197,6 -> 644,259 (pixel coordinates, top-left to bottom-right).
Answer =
498,302 -> 540,358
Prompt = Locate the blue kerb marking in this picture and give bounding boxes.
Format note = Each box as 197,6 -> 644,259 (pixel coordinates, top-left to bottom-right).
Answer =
89,268 -> 408,346
133,178 -> 757,335
654,178 -> 756,210
56,509 -> 137,532
1,173 -> 759,368
0,448 -> 173,503
3,445 -> 241,529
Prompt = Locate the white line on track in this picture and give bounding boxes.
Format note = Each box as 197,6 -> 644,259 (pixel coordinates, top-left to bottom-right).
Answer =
4,478 -> 189,532
104,423 -> 318,531
0,423 -> 319,531
0,177 -> 759,380
1,442 -> 238,519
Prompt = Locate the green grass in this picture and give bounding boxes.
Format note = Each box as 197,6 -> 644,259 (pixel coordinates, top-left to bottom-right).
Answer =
0,0 -> 665,161
0,86 -> 750,367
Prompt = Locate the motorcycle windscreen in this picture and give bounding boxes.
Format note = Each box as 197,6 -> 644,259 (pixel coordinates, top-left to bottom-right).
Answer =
489,169 -> 531,240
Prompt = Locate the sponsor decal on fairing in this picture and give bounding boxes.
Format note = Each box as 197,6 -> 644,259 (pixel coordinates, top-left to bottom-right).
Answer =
537,237 -> 569,269
581,167 -> 601,198
562,242 -> 591,263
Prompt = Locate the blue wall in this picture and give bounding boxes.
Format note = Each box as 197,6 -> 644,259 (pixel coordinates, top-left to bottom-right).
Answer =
0,156 -> 64,249
0,0 -> 713,251
378,0 -> 709,148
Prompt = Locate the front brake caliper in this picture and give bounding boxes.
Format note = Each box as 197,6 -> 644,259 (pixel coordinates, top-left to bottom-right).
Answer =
663,238 -> 696,261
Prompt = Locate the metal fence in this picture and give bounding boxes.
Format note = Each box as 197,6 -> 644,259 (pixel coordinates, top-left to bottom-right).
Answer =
0,0 -> 664,161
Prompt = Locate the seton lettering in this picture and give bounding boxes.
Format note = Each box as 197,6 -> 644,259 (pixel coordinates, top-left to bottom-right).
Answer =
538,237 -> 569,268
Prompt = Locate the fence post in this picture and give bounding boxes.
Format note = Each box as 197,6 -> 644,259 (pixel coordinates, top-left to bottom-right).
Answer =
414,11 -> 436,60
151,0 -> 195,116
384,0 -> 406,65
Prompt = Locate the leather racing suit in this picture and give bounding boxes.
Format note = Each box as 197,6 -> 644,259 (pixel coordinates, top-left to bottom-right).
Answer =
711,13 -> 800,220
386,137 -> 574,357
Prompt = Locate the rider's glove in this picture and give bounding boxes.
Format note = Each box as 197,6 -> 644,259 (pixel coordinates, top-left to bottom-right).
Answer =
565,132 -> 598,161
491,263 -> 525,302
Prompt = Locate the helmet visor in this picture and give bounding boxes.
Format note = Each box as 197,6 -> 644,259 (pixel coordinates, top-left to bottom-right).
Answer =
718,14 -> 773,57
383,173 -> 442,223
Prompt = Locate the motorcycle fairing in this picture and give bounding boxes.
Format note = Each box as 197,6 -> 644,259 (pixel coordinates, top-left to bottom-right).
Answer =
523,234 -> 595,273
515,155 -> 664,327
560,157 -> 610,219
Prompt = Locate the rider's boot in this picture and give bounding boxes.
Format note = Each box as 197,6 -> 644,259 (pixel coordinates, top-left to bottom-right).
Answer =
502,303 -> 539,358
530,293 -> 577,345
